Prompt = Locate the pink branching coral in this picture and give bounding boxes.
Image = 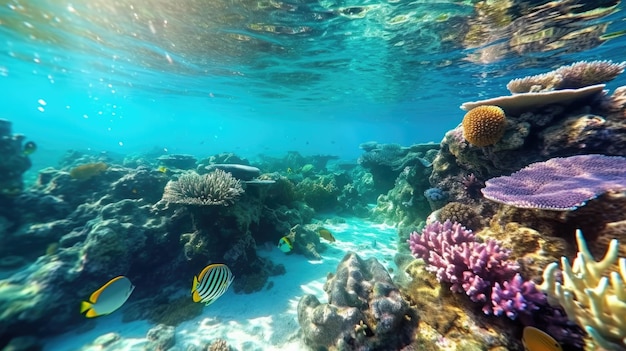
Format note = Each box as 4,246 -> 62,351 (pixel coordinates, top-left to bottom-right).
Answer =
408,220 -> 545,319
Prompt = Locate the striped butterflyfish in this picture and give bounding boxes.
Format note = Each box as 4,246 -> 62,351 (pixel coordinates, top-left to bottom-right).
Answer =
191,264 -> 234,306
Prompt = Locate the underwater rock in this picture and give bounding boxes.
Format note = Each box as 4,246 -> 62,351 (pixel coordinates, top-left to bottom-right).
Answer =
145,324 -> 176,351
295,174 -> 341,212
358,142 -> 438,195
110,166 -> 169,204
157,154 -> 197,169
289,224 -> 325,260
207,338 -> 233,351
371,165 -> 432,232
297,252 -> 418,350
0,119 -> 31,196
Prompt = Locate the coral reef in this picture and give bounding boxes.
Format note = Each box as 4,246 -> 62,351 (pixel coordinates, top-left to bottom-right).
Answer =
438,202 -> 484,231
462,105 -> 507,147
358,142 -> 438,194
540,229 -> 626,350
0,119 -> 32,196
157,154 -> 197,169
408,220 -> 545,319
161,170 -> 244,206
145,324 -> 176,351
295,174 -> 341,212
207,338 -> 233,351
204,163 -> 261,181
430,62 -> 626,218
69,162 -> 109,181
423,187 -> 448,211
482,154 -> 626,210
507,60 -> 626,93
297,252 -> 418,350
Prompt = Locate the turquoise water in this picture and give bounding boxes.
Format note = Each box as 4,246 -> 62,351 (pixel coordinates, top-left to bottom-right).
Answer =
3,0 -> 626,350
3,0 -> 624,164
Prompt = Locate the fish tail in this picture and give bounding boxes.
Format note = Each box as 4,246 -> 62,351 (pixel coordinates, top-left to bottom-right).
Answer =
80,301 -> 92,314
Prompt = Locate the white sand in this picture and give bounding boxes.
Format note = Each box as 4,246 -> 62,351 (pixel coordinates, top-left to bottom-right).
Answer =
43,217 -> 400,351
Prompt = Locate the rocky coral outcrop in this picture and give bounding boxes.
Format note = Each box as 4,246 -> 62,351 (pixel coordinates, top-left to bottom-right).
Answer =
297,252 -> 418,350
0,119 -> 31,196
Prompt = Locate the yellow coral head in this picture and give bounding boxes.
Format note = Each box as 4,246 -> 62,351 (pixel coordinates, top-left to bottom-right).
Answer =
462,105 -> 507,147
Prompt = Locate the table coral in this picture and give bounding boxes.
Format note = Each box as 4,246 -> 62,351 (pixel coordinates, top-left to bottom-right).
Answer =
482,154 -> 626,210
539,229 -> 626,350
506,60 -> 626,93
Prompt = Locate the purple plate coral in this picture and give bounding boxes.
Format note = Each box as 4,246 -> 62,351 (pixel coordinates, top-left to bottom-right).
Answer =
482,154 -> 626,210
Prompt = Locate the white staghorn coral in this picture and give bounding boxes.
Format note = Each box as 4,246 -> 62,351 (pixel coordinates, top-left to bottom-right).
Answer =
539,229 -> 626,350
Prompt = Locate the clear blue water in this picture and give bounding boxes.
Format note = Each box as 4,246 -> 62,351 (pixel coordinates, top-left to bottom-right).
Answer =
2,1 -> 626,350
3,0 -> 625,166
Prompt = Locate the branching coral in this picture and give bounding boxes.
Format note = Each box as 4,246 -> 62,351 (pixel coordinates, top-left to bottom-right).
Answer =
408,220 -> 545,319
507,60 -> 626,93
161,170 -> 244,206
539,229 -> 626,350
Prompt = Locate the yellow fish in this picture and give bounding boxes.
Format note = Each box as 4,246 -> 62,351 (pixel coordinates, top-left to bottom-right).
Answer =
157,166 -> 168,173
80,276 -> 135,318
522,326 -> 562,351
23,141 -> 37,155
191,264 -> 234,306
318,228 -> 336,243
278,236 -> 293,253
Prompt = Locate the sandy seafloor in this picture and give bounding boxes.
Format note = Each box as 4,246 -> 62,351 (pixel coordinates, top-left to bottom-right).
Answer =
43,217 -> 400,351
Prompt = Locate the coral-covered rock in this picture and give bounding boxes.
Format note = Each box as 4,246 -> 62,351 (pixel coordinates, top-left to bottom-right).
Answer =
358,142 -> 438,195
297,252 -> 418,350
438,202 -> 484,231
145,324 -> 176,351
0,119 -> 31,196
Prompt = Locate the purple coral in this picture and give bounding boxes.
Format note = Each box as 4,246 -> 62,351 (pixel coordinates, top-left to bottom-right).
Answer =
482,154 -> 626,210
460,173 -> 484,199
408,220 -> 545,319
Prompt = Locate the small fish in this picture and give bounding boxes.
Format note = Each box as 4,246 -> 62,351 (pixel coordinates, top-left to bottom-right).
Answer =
23,141 -> 37,155
80,276 -> 135,318
191,264 -> 234,306
277,236 -> 293,253
522,326 -> 562,351
318,228 -> 336,242
157,166 -> 168,173
286,167 -> 292,174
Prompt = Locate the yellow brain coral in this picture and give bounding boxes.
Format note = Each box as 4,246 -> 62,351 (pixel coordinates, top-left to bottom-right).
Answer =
462,105 -> 507,147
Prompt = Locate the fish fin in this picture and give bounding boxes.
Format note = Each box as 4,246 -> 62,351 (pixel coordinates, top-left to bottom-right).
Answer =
192,290 -> 201,303
191,276 -> 199,294
204,298 -> 216,306
85,308 -> 99,318
90,276 -> 124,303
80,301 -> 92,314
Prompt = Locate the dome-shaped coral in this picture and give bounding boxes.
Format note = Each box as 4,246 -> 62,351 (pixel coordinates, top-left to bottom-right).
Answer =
438,202 -> 483,231
462,105 -> 507,147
